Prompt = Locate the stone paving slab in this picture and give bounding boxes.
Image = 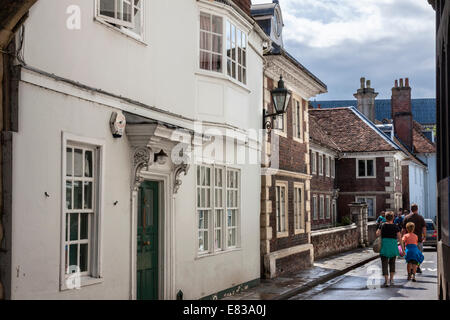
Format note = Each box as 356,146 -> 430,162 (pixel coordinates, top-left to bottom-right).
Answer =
222,247 -> 379,300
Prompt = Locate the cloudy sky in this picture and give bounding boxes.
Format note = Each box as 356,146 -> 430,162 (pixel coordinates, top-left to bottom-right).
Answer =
251,0 -> 436,100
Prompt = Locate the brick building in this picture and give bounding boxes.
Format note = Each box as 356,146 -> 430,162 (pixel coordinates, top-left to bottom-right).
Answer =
309,107 -> 407,222
252,1 -> 327,278
308,113 -> 340,229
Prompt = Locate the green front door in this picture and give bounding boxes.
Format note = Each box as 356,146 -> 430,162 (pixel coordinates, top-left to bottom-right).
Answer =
137,181 -> 159,300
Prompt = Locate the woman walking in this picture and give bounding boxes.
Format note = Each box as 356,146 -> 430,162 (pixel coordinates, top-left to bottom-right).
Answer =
376,211 -> 405,287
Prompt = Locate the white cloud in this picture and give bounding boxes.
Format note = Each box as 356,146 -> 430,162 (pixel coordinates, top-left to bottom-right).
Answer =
252,0 -> 434,49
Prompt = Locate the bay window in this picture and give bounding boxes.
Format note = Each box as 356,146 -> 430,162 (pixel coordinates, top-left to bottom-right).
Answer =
199,11 -> 247,85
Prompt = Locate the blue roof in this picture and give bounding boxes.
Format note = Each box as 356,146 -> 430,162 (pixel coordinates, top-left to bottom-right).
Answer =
310,99 -> 436,125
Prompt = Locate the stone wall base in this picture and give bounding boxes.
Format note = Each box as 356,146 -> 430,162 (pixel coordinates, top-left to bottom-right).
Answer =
263,244 -> 314,279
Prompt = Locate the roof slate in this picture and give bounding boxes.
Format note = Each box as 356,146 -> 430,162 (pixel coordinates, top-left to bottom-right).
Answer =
310,99 -> 436,125
413,121 -> 436,154
309,108 -> 398,153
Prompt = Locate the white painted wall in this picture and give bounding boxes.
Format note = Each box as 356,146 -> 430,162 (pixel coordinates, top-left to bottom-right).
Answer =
408,162 -> 426,216
10,0 -> 264,299
418,154 -> 438,221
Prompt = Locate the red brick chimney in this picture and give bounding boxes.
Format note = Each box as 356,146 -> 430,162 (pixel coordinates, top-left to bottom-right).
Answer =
231,0 -> 252,16
392,78 -> 413,151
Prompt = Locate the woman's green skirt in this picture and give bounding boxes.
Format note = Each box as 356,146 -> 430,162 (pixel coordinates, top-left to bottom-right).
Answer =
380,238 -> 399,258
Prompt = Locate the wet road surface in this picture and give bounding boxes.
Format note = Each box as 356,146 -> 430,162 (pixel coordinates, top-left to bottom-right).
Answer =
291,247 -> 437,300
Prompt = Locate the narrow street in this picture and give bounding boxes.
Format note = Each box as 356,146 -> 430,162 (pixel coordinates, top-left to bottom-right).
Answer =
291,247 -> 437,300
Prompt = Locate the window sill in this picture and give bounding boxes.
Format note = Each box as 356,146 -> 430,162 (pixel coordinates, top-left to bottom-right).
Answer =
195,247 -> 242,260
60,276 -> 104,292
293,137 -> 304,144
356,176 -> 376,179
274,129 -> 287,138
195,70 -> 251,93
94,17 -> 147,46
276,231 -> 289,239
294,229 -> 306,235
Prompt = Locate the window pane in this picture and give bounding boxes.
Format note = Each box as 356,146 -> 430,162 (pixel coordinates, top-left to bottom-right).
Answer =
80,213 -> 89,240
200,51 -> 211,70
100,0 -> 115,18
212,54 -> 222,72
358,160 -> 366,177
69,244 -> 78,270
123,0 -> 132,22
84,182 -> 93,210
66,181 -> 72,210
85,151 -> 93,178
212,15 -> 222,34
79,244 -> 88,272
66,148 -> 73,177
70,213 -> 79,241
65,214 -> 69,242
200,12 -> 211,31
200,31 -> 211,51
215,230 -> 222,250
74,149 -> 83,177
73,181 -> 83,209
212,34 -> 222,54
367,160 -> 374,176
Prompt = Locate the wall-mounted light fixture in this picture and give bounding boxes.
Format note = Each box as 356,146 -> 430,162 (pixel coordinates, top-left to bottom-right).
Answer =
263,75 -> 291,131
154,149 -> 169,165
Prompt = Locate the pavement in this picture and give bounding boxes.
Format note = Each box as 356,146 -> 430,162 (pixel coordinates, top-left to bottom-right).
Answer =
290,247 -> 437,300
221,247 -> 379,300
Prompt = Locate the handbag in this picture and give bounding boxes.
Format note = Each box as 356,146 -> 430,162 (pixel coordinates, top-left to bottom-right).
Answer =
373,236 -> 382,253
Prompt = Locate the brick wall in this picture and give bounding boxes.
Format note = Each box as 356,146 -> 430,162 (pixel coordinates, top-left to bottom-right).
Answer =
269,175 -> 309,253
368,222 -> 378,244
311,225 -> 359,259
337,157 -> 388,192
310,151 -> 335,228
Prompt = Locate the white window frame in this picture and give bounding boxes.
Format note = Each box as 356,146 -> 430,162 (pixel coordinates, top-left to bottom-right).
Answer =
325,156 -> 330,177
319,195 -> 325,219
326,196 -> 331,219
60,133 -> 105,291
356,158 -> 376,179
293,98 -> 304,142
312,195 -> 318,220
311,151 -> 317,175
275,181 -> 289,238
319,154 -> 324,176
196,164 -> 241,257
331,158 -> 335,178
355,196 -> 377,218
95,0 -> 145,41
293,182 -> 305,234
198,8 -> 249,87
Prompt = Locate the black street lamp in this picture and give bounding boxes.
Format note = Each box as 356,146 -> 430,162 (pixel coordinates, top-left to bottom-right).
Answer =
263,75 -> 292,131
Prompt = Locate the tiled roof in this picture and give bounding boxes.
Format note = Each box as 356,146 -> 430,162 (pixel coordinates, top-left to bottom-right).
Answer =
413,121 -> 436,154
393,136 -> 426,167
308,107 -> 399,153
310,99 -> 436,125
309,115 -> 341,152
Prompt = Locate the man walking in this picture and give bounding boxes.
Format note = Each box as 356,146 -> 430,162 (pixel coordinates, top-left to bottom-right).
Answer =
402,204 -> 426,273
394,208 -> 404,227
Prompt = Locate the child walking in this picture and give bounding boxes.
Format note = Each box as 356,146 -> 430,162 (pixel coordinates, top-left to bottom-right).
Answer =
402,222 -> 425,281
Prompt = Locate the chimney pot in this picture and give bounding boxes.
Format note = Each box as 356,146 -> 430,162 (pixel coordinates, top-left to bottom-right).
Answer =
395,80 -> 398,88
366,80 -> 371,89
318,104 -> 321,109
405,78 -> 409,87
360,77 -> 365,89
400,78 -> 404,87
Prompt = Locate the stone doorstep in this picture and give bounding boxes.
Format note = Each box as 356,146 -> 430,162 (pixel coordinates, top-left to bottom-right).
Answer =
221,248 -> 379,300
